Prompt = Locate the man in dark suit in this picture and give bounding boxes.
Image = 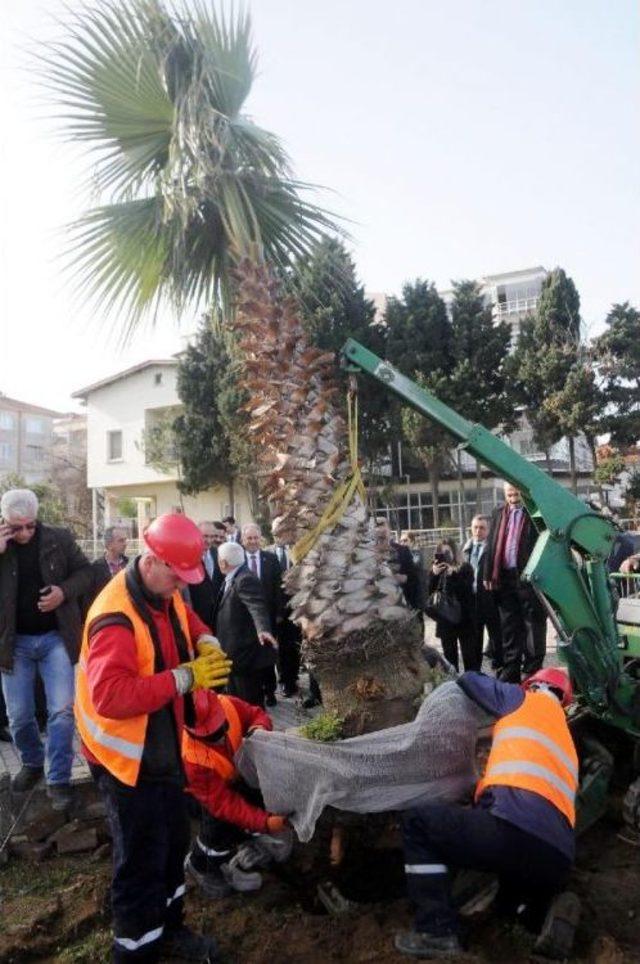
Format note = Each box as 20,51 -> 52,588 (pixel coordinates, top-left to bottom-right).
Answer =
241,524 -> 282,706
483,483 -> 546,683
214,542 -> 278,707
462,514 -> 503,672
188,521 -> 226,629
375,519 -> 423,611
269,530 -> 302,698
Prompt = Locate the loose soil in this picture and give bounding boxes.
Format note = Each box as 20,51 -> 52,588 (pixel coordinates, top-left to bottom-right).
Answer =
0,810 -> 638,963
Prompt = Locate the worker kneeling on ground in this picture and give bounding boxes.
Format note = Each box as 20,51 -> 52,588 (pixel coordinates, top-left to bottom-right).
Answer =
75,513 -> 232,964
183,687 -> 293,897
396,667 -> 580,960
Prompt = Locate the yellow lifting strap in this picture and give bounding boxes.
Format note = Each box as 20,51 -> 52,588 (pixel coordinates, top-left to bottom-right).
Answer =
290,389 -> 366,566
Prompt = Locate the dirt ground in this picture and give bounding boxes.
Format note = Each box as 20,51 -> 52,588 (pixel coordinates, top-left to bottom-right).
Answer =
0,806 -> 638,964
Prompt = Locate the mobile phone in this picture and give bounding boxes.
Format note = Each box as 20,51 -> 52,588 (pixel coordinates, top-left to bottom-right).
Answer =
434,552 -> 446,563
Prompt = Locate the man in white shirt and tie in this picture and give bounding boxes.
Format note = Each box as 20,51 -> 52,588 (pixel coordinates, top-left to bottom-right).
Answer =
462,514 -> 502,673
241,524 -> 282,706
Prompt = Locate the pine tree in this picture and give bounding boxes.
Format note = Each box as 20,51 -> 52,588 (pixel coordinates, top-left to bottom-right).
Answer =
594,302 -> 640,447
508,268 -> 585,488
174,317 -> 244,509
446,280 -> 512,518
287,238 -> 390,469
385,281 -> 454,525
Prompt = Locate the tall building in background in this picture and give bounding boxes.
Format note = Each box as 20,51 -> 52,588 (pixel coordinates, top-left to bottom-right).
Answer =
0,394 -> 64,484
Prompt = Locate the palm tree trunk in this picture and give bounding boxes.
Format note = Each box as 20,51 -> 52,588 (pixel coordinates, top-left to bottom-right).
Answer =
234,260 -> 427,734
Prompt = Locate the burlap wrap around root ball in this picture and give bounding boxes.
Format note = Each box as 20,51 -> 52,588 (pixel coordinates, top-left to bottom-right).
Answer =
237,682 -> 486,842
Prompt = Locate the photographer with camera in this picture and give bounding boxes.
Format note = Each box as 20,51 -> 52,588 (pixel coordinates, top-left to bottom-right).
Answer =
425,539 -> 476,671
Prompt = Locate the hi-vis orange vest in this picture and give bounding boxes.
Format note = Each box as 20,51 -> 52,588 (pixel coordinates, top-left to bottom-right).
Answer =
475,691 -> 578,827
181,697 -> 243,783
75,569 -> 194,787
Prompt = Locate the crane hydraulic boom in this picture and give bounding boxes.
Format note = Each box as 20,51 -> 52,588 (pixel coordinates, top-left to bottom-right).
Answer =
342,337 -> 640,736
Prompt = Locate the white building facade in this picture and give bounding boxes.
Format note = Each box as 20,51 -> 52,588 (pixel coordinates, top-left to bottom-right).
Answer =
73,360 -> 252,542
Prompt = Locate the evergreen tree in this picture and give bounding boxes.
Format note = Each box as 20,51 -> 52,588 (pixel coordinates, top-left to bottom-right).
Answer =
446,280 -> 513,518
507,267 -> 586,489
174,317 -> 242,508
385,280 -> 454,525
287,238 -> 389,468
594,302 -> 640,447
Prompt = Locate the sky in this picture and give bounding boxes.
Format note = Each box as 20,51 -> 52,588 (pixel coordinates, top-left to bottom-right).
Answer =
0,0 -> 638,412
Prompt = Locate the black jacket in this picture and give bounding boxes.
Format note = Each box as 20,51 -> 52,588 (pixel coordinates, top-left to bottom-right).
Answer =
0,523 -> 93,671
390,541 -> 422,610
189,548 -> 224,630
484,503 -> 538,586
426,562 -> 474,636
462,539 -> 500,619
91,554 -> 129,597
246,549 -> 283,630
213,565 -> 276,674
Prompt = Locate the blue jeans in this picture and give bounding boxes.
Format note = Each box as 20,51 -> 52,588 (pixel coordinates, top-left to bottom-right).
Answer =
1,631 -> 75,784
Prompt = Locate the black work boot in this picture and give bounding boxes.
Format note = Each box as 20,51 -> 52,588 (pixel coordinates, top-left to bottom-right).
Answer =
46,783 -> 73,812
534,891 -> 581,959
184,852 -> 231,899
12,765 -> 44,793
160,925 -> 220,962
394,929 -> 462,959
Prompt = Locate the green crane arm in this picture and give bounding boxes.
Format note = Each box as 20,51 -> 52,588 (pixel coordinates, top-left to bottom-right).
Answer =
342,338 -> 639,733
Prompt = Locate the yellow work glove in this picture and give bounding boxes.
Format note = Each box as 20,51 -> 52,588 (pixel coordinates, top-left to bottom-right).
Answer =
196,634 -> 224,657
181,651 -> 233,691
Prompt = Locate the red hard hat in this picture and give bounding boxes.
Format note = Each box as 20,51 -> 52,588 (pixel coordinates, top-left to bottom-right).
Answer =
143,513 -> 204,584
522,668 -> 574,707
187,690 -> 227,738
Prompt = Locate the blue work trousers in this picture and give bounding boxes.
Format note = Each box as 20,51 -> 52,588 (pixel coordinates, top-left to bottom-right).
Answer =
402,803 -> 571,937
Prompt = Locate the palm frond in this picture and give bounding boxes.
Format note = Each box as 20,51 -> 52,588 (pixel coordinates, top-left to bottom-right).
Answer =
41,0 -> 342,333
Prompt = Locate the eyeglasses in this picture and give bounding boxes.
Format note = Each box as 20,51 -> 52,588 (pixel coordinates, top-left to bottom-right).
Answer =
10,522 -> 36,533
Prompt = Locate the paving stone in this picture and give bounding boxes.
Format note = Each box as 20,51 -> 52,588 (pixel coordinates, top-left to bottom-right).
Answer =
8,835 -> 54,861
55,827 -> 98,855
24,809 -> 68,843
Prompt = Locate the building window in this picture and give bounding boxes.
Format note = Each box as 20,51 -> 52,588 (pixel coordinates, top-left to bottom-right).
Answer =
107,430 -> 123,461
154,372 -> 163,385
25,416 -> 45,434
26,444 -> 45,463
0,411 -> 14,430
0,442 -> 13,461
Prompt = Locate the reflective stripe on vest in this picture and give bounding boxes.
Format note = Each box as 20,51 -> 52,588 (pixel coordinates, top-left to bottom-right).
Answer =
181,696 -> 243,782
475,691 -> 578,827
74,569 -> 193,787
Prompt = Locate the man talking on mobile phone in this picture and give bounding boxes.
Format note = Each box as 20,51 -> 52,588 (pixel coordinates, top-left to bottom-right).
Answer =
0,488 -> 93,809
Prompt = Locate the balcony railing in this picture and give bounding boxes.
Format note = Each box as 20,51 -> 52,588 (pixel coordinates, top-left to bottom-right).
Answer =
495,296 -> 538,316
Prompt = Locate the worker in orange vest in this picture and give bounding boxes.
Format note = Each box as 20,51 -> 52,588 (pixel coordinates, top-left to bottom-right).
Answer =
182,688 -> 292,898
395,667 -> 580,960
76,513 -> 232,964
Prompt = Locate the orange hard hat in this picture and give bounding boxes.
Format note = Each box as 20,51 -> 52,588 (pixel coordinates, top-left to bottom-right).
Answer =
522,667 -> 574,707
143,513 -> 204,584
187,690 -> 227,738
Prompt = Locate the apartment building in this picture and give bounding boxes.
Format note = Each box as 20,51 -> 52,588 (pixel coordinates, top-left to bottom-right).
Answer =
0,394 -> 63,484
72,360 -> 251,538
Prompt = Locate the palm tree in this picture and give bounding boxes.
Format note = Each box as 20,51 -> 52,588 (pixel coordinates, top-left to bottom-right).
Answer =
43,0 -> 426,733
